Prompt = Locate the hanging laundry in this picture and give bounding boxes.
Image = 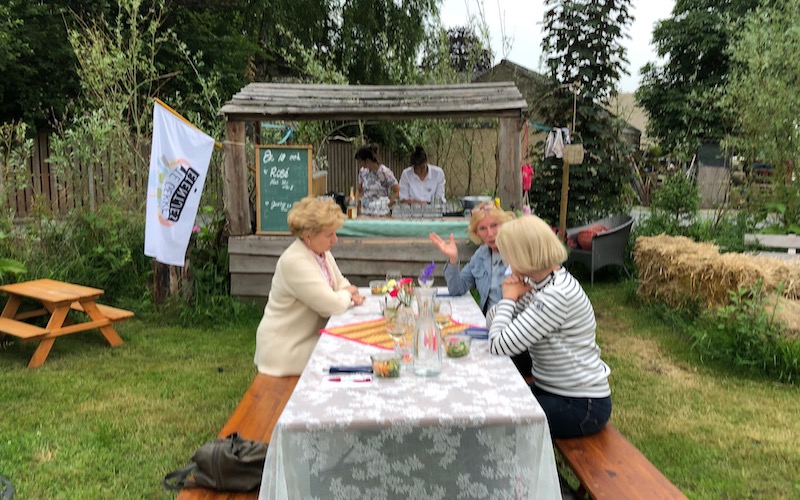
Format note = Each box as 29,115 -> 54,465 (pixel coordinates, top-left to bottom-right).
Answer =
521,164 -> 533,191
544,128 -> 572,159
560,127 -> 571,146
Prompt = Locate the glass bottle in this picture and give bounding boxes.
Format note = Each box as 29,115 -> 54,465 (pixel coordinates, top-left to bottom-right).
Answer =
347,186 -> 358,219
413,286 -> 442,377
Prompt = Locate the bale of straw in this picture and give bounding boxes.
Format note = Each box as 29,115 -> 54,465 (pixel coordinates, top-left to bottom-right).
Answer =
634,234 -> 800,309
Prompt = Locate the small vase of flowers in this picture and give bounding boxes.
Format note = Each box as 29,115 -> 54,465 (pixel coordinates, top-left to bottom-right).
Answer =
387,277 -> 415,308
418,261 -> 435,288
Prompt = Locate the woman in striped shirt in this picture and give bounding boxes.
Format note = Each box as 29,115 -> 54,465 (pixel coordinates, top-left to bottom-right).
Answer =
487,215 -> 612,438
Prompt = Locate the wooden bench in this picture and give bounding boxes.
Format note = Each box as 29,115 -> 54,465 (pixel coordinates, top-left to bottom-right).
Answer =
70,302 -> 135,322
0,317 -> 47,339
2,302 -> 134,325
177,374 -> 299,500
554,423 -> 686,499
744,233 -> 800,260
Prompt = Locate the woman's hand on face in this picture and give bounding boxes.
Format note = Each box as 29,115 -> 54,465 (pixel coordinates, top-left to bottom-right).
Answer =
429,232 -> 458,264
501,275 -> 531,301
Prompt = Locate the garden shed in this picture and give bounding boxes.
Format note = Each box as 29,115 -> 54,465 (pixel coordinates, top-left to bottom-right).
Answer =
219,82 -> 528,303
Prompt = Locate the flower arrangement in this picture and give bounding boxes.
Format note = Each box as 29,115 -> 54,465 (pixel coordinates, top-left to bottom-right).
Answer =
387,277 -> 415,307
418,261 -> 435,287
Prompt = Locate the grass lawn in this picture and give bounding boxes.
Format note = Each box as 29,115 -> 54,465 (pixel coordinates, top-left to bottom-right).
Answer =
1,283 -> 799,498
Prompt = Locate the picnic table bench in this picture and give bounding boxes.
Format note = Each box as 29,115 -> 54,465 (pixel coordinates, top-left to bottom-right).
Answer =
0,278 -> 133,368
744,233 -> 800,260
554,423 -> 686,499
177,373 -> 299,499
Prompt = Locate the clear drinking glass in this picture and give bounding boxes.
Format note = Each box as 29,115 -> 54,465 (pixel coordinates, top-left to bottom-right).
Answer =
382,296 -> 411,365
385,270 -> 402,285
434,299 -> 452,332
396,307 -> 416,369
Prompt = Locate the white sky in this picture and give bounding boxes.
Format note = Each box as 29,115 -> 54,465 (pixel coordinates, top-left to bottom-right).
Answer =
438,0 -> 675,93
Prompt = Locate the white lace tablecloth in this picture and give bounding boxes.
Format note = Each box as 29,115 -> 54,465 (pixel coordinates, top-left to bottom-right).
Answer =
259,288 -> 560,499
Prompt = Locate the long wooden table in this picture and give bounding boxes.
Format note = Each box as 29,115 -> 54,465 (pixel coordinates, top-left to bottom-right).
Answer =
0,278 -> 131,368
258,288 -> 560,499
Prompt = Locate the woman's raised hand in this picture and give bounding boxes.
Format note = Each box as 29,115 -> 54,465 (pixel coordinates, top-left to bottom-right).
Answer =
429,232 -> 458,264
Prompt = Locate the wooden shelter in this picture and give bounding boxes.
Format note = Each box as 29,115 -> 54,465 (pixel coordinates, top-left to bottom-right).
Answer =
219,82 -> 527,302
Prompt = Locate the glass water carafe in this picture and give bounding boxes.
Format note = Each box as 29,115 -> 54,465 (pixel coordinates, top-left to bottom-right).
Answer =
413,287 -> 442,377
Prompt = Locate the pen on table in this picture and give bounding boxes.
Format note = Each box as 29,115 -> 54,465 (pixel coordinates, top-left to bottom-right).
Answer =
327,376 -> 372,382
325,365 -> 373,374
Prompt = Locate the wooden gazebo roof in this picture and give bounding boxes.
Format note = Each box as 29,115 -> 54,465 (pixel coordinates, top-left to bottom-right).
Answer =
220,82 -> 526,235
219,82 -> 528,122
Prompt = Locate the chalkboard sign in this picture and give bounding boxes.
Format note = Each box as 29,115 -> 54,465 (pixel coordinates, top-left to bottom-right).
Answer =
255,145 -> 312,234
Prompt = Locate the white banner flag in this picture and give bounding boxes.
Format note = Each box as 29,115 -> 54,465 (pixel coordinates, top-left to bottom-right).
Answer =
144,101 -> 215,266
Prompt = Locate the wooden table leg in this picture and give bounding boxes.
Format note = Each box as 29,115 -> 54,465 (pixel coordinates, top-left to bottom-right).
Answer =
27,305 -> 71,368
79,300 -> 124,347
1,295 -> 23,345
1,295 -> 22,318
28,338 -> 56,368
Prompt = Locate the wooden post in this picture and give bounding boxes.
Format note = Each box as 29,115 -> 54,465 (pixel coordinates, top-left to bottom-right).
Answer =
497,117 -> 523,210
152,255 -> 193,307
223,119 -> 251,236
559,159 -> 570,241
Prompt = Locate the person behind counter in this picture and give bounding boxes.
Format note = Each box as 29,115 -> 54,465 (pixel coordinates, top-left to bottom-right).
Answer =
255,196 -> 365,376
355,145 -> 399,211
487,215 -> 612,438
428,201 -> 532,379
399,145 -> 445,204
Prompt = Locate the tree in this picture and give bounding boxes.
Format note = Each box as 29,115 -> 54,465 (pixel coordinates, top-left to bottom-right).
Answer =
636,0 -> 761,157
420,25 -> 493,85
336,0 -> 438,85
0,1 -> 113,130
542,0 -> 631,103
533,0 -> 634,226
723,0 -> 800,231
1,0 -> 441,132
445,26 -> 492,74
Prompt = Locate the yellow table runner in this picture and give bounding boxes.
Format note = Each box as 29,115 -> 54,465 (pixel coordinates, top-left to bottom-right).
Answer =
321,318 -> 469,350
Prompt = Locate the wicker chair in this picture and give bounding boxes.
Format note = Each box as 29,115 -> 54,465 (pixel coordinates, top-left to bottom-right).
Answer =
566,215 -> 633,285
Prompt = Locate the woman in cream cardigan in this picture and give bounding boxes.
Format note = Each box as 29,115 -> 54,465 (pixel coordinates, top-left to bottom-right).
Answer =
255,196 -> 365,376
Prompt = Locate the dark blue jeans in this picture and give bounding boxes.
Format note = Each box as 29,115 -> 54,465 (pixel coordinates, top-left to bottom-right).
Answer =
531,385 -> 612,439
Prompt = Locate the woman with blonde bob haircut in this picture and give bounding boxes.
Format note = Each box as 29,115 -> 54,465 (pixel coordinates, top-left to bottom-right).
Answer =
255,196 -> 365,376
494,213 -> 567,274
488,215 -> 612,439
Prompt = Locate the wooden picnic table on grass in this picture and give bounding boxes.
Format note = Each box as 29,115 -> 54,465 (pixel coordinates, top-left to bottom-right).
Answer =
0,278 -> 133,368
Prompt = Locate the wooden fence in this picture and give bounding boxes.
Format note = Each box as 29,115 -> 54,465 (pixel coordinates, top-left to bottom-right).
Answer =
2,133 -> 149,218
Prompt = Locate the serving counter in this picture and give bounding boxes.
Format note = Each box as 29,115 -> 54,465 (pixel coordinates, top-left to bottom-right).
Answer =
338,216 -> 469,239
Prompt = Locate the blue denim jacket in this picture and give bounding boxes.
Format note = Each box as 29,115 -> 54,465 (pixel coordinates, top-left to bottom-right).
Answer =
443,245 -> 503,312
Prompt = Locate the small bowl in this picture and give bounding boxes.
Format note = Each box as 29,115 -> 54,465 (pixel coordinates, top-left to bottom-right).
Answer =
369,280 -> 387,295
444,334 -> 472,358
370,352 -> 401,378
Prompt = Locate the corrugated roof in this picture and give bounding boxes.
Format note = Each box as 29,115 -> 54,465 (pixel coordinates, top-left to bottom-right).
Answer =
219,82 -> 527,122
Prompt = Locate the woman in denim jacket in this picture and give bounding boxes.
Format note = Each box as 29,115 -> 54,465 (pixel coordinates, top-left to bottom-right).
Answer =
429,202 -> 532,377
